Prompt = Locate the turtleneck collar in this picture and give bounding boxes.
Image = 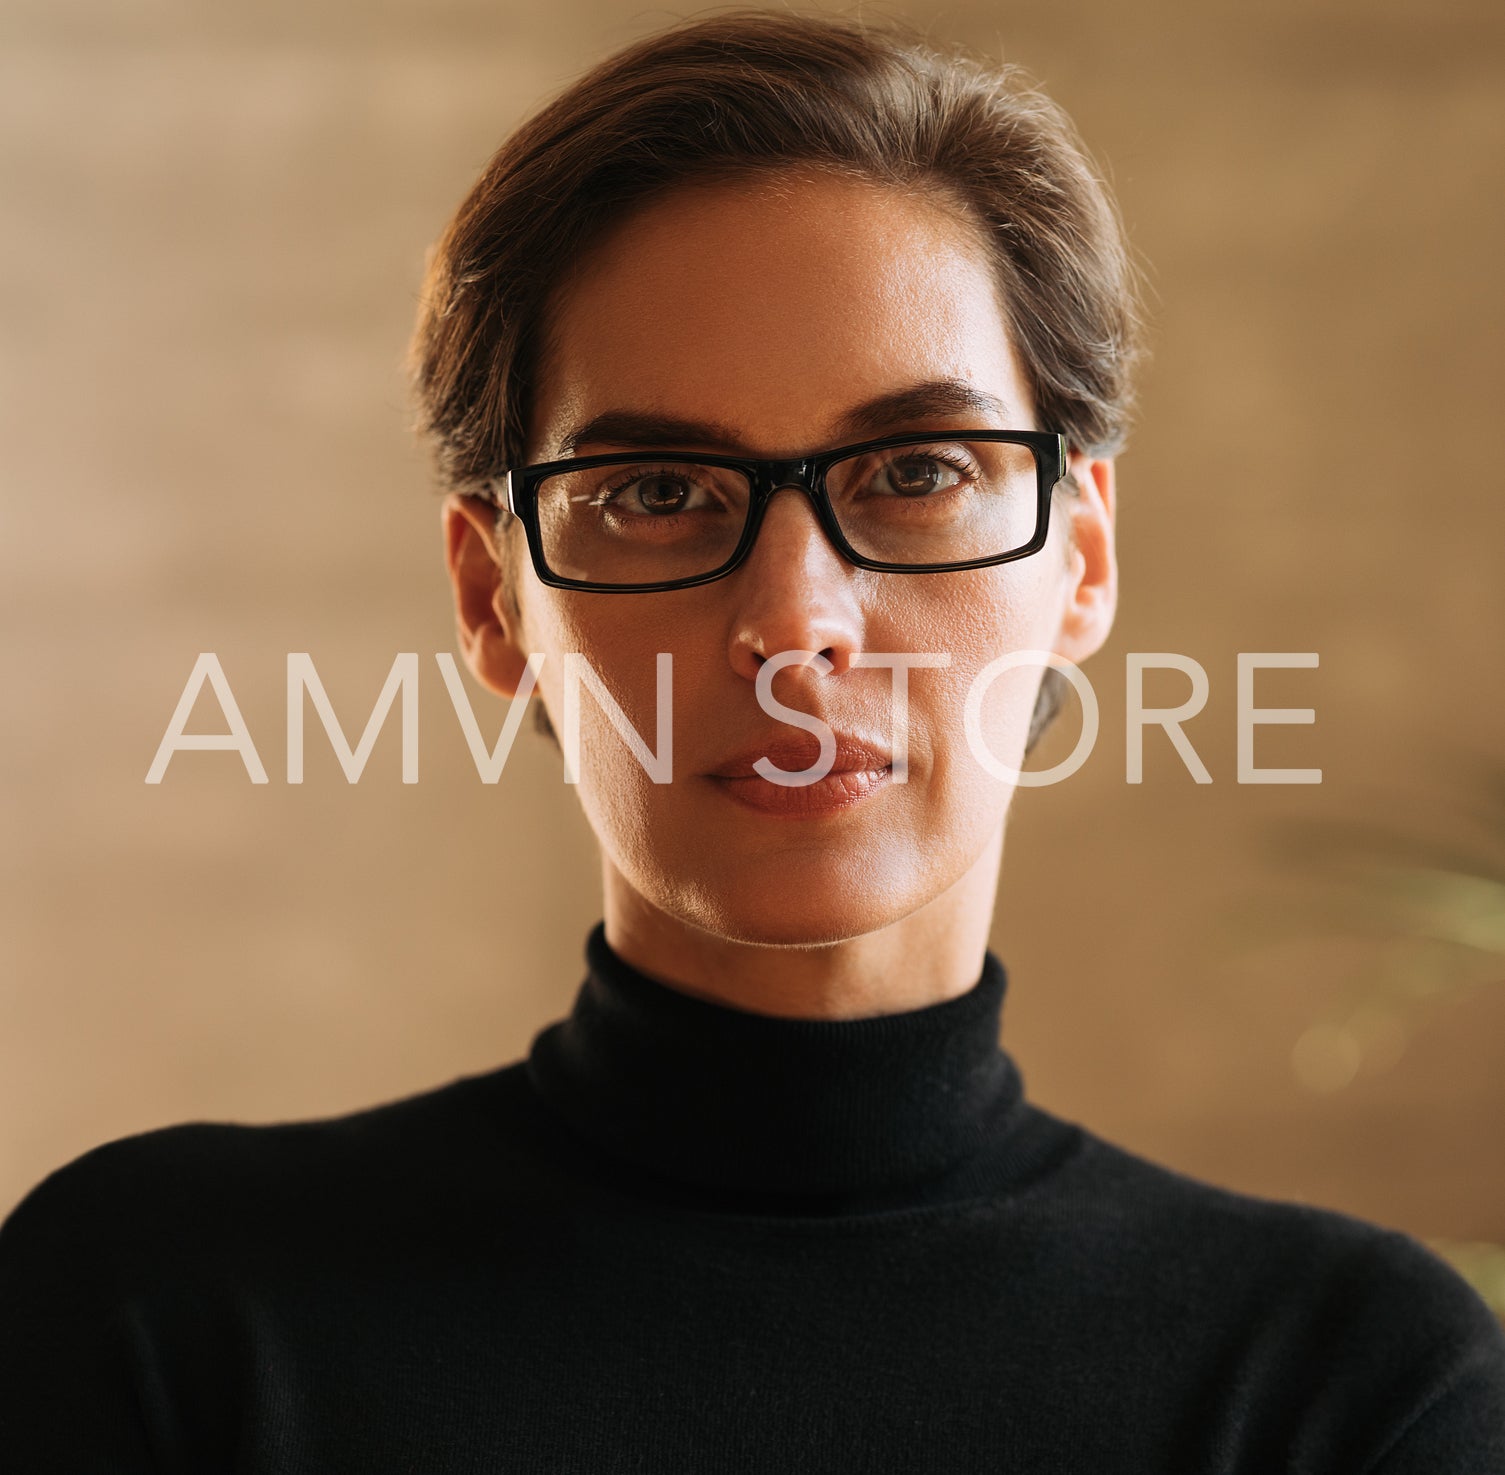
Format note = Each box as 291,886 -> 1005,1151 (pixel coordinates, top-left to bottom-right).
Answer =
525,923 -> 1040,1208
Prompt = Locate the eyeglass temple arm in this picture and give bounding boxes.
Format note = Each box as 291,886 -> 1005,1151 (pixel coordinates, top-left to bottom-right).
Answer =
485,471 -> 518,517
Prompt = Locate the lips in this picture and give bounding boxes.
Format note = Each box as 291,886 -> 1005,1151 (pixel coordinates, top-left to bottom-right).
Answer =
705,730 -> 895,818
707,731 -> 894,780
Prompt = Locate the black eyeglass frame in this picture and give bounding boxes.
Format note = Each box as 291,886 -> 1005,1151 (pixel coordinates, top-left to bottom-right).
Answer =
483,428 -> 1068,594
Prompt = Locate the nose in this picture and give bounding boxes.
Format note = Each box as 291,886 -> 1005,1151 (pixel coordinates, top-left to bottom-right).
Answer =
725,483 -> 866,682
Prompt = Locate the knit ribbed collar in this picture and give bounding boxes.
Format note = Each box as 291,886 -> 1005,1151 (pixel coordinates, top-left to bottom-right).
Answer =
524,923 -> 1032,1205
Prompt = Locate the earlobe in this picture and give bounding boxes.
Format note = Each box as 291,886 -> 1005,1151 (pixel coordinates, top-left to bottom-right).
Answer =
442,494 -> 533,698
1054,452 -> 1118,663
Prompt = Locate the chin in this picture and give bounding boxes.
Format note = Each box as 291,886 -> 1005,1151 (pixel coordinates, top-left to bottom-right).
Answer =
665,872 -> 924,951
683,910 -> 895,951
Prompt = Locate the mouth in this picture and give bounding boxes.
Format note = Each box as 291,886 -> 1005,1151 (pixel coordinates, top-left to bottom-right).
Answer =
705,732 -> 894,818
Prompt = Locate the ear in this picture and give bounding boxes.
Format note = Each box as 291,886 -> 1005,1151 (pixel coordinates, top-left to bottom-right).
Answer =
1051,451 -> 1118,664
442,494 -> 534,698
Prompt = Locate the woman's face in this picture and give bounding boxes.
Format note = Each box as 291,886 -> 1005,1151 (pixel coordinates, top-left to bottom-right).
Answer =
451,171 -> 1116,949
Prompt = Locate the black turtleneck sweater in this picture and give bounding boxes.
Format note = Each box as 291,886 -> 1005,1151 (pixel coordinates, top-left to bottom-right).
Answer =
2,926 -> 1503,1472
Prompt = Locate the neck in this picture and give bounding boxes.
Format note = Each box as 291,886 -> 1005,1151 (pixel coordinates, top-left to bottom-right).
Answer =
525,913 -> 1034,1204
600,823 -> 1006,1020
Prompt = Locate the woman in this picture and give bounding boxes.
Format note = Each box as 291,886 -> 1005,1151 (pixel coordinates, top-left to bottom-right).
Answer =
2,11 -> 1501,1470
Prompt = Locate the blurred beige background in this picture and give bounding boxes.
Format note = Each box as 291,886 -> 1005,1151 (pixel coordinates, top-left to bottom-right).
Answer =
3,0 -> 1503,1297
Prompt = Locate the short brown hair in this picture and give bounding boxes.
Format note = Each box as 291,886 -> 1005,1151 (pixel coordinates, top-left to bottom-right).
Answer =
410,8 -> 1144,753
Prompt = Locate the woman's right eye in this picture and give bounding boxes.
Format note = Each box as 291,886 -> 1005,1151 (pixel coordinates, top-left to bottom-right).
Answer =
626,474 -> 698,512
596,467 -> 721,516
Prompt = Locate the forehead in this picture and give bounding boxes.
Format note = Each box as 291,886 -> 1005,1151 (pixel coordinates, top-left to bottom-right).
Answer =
530,171 -> 1035,459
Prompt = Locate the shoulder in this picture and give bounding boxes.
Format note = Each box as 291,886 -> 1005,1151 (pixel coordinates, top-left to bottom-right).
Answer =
1058,1123 -> 1499,1322
0,1062 -> 533,1299
1048,1121 -> 1505,1462
0,1064 -> 541,1455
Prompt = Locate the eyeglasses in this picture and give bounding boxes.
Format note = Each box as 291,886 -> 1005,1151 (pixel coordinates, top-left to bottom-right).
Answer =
483,429 -> 1067,593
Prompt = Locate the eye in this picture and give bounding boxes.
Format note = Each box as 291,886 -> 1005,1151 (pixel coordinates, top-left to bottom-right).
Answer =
595,467 -> 717,516
866,449 -> 976,499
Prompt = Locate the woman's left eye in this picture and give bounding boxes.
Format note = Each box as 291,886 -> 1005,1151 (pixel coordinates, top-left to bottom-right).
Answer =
873,456 -> 967,497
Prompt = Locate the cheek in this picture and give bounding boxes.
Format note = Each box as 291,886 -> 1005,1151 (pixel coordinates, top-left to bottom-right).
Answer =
527,598 -> 657,723
525,599 -> 679,842
906,565 -> 1063,784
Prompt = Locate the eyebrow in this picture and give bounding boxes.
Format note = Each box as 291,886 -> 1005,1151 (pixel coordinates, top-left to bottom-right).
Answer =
554,380 -> 1015,458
